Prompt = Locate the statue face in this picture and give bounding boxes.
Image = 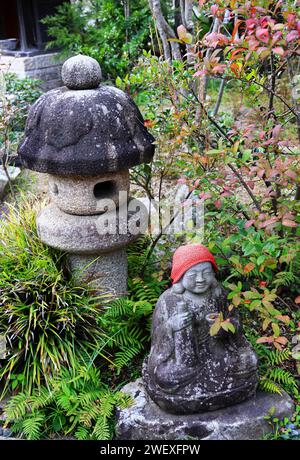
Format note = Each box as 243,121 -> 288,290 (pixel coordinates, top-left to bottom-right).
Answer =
181,262 -> 215,294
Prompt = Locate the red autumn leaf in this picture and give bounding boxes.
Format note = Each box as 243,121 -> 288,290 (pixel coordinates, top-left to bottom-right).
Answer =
244,262 -> 255,274
199,192 -> 212,200
177,25 -> 193,44
230,62 -> 240,77
272,46 -> 285,56
257,336 -> 274,344
144,119 -> 154,128
231,20 -> 242,40
287,13 -> 296,29
272,124 -> 281,138
258,213 -> 267,221
275,336 -> 288,345
286,30 -> 298,43
283,212 -> 296,220
220,191 -> 231,198
210,4 -> 218,15
214,200 -> 222,209
259,216 -> 279,228
213,64 -> 227,74
256,28 -> 269,43
245,219 -> 255,229
285,170 -> 298,180
259,131 -> 266,139
282,219 -> 297,228
259,281 -> 267,287
275,315 -> 290,324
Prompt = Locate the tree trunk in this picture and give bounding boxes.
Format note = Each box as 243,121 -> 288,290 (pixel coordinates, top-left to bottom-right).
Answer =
149,0 -> 182,61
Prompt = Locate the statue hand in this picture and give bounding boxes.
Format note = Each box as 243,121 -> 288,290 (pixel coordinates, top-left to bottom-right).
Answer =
170,312 -> 193,332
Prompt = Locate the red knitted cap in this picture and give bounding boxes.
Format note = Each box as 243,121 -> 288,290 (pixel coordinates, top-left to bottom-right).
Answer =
171,244 -> 218,284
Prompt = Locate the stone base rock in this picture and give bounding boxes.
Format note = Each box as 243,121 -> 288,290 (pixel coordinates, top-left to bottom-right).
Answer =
116,379 -> 294,440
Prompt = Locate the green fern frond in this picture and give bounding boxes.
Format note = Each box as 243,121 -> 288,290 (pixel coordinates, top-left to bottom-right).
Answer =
114,392 -> 134,409
259,378 -> 282,395
77,389 -> 104,408
268,368 -> 297,388
105,298 -> 133,318
5,392 -> 30,421
92,417 -> 110,440
98,393 -> 115,419
30,386 -> 55,411
79,402 -> 102,427
114,342 -> 143,370
273,271 -> 297,288
75,426 -> 90,440
21,414 -> 45,440
266,349 -> 290,366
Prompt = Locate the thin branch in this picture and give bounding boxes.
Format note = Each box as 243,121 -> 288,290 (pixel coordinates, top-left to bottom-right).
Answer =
213,78 -> 226,117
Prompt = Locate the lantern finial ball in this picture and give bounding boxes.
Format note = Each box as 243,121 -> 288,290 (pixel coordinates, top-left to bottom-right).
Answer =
62,54 -> 102,90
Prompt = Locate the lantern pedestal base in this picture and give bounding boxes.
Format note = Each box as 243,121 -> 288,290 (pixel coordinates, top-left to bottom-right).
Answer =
68,249 -> 128,297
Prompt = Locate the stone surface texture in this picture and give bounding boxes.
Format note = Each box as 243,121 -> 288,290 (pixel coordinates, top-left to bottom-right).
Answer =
36,200 -> 147,254
48,171 -> 129,215
61,54 -> 102,89
116,379 -> 295,440
68,249 -> 128,296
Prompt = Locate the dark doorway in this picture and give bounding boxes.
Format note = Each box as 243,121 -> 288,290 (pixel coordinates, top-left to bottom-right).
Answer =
0,0 -> 69,56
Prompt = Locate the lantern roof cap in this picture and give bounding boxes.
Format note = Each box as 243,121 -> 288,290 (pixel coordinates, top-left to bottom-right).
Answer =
19,55 -> 155,176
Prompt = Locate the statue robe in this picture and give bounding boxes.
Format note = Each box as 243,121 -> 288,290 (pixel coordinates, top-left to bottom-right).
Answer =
142,286 -> 258,414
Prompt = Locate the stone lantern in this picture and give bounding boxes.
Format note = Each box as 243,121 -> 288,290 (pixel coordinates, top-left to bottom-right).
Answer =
19,55 -> 155,297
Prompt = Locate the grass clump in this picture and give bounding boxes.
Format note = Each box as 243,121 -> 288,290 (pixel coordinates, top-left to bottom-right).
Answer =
0,199 -> 106,394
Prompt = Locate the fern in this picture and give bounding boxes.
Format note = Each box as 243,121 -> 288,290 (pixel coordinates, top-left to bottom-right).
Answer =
21,414 -> 45,440
6,356 -> 132,440
268,368 -> 297,389
75,426 -> 89,440
273,271 -> 297,288
246,332 -> 296,396
266,349 -> 290,366
114,342 -> 144,371
92,417 -> 110,440
5,392 -> 29,420
31,386 -> 55,411
259,378 -> 283,395
98,392 -> 116,419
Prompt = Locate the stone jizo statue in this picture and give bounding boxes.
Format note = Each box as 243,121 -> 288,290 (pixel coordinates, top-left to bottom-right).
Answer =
143,244 -> 258,414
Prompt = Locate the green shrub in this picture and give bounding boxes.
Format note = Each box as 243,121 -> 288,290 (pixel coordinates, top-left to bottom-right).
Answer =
42,0 -> 151,79
0,199 -> 107,394
0,72 -> 42,164
3,73 -> 42,132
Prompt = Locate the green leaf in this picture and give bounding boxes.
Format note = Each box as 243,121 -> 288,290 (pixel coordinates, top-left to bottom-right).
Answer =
272,323 -> 280,337
249,299 -> 262,310
210,321 -> 221,336
257,255 -> 266,266
221,322 -> 236,334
